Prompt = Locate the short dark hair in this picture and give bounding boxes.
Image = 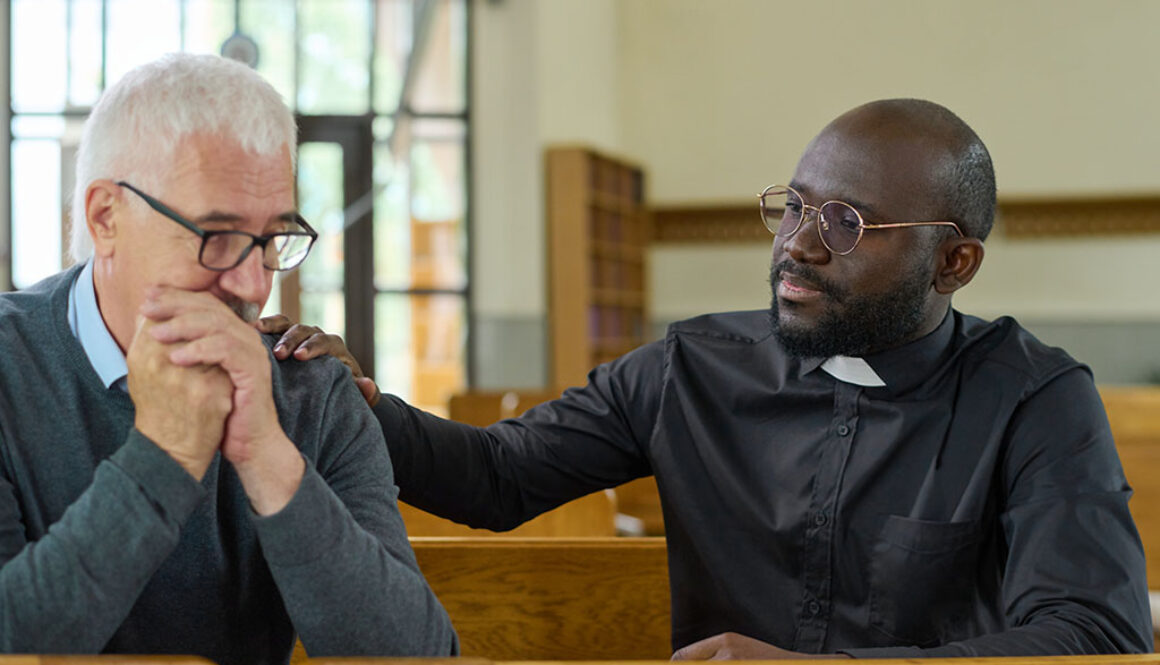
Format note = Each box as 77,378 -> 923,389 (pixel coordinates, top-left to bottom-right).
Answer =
945,136 -> 996,240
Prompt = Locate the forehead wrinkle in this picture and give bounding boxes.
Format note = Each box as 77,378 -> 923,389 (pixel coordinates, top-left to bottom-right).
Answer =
165,133 -> 294,197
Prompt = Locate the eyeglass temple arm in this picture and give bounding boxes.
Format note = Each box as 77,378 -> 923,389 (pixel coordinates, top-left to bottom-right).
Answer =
116,181 -> 206,237
861,220 -> 964,237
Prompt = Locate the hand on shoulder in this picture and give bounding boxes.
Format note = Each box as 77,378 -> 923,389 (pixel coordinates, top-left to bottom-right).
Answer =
258,314 -> 381,407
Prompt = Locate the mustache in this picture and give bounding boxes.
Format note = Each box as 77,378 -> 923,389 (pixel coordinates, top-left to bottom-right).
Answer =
226,299 -> 261,323
770,259 -> 848,303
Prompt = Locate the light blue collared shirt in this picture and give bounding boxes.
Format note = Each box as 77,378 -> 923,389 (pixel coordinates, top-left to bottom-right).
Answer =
67,260 -> 129,391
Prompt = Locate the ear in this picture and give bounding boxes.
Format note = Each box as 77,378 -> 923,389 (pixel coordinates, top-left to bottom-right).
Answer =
933,237 -> 985,295
85,180 -> 123,258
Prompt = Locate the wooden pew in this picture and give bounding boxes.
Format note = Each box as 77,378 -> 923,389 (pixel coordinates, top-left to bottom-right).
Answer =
0,658 -> 212,664
411,537 -> 671,660
398,492 -> 617,538
1100,386 -> 1160,588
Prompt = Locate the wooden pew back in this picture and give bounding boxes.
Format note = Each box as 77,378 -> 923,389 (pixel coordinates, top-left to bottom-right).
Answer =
1102,386 -> 1160,588
411,537 -> 671,660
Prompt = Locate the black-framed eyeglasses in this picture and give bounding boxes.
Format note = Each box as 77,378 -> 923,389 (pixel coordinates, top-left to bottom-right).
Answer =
117,181 -> 318,271
758,184 -> 964,256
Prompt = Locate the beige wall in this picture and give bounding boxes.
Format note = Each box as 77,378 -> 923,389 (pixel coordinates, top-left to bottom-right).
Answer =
473,0 -> 1160,346
618,0 -> 1160,202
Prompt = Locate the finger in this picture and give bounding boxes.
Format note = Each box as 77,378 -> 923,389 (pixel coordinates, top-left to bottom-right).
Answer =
355,377 -> 381,408
272,324 -> 324,360
140,286 -> 225,321
150,309 -> 240,344
671,638 -> 716,661
256,314 -> 292,334
291,333 -> 364,377
128,314 -> 166,358
167,329 -> 264,376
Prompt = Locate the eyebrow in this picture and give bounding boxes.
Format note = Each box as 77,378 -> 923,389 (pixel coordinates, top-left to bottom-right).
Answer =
787,180 -> 883,220
191,211 -> 301,227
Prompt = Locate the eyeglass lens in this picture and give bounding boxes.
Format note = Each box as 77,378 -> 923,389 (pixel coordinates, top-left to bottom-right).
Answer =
760,187 -> 864,254
199,224 -> 314,270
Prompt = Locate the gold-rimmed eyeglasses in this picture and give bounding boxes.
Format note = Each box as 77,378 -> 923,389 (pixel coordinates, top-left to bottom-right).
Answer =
758,184 -> 964,256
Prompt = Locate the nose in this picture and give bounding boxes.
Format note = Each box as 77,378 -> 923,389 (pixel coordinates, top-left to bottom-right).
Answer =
217,245 -> 272,310
779,207 -> 830,265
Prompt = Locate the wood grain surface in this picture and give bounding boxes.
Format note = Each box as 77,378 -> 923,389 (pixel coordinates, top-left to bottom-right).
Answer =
411,537 -> 671,661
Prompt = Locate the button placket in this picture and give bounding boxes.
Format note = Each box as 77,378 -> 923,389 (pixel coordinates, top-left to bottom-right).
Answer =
792,382 -> 860,651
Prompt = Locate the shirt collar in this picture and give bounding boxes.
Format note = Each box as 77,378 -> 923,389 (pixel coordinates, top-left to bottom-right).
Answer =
820,356 -> 886,387
798,308 -> 957,393
861,308 -> 956,394
68,260 -> 129,391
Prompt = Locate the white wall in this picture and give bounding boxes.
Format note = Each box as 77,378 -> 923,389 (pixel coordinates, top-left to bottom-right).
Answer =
472,0 -> 1160,382
471,0 -> 542,320
471,0 -> 621,323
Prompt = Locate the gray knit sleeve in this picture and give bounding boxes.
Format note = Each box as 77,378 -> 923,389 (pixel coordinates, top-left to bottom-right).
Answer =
0,430 -> 205,651
253,363 -> 457,657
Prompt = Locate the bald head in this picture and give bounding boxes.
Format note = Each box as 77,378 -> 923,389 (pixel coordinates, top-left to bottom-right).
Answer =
809,99 -> 996,240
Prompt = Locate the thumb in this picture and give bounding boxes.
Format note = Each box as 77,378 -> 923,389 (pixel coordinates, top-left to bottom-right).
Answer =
355,377 -> 381,408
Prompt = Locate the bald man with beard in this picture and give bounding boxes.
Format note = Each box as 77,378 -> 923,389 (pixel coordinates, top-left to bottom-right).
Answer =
268,99 -> 1152,659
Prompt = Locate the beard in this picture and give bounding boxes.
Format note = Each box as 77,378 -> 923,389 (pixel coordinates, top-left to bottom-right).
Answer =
226,298 -> 261,323
769,259 -> 932,358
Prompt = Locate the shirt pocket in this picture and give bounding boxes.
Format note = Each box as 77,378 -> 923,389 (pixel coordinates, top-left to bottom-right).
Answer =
868,514 -> 982,647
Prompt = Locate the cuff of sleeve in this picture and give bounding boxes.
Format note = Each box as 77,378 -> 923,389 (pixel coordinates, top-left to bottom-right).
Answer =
839,646 -> 925,659
108,428 -> 207,525
253,462 -> 347,567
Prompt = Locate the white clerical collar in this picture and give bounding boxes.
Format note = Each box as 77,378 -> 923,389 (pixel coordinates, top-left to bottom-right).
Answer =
820,355 -> 886,387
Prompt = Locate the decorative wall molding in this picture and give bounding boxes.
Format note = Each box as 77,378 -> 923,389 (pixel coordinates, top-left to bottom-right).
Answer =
998,197 -> 1160,237
651,196 -> 1160,243
650,204 -> 768,243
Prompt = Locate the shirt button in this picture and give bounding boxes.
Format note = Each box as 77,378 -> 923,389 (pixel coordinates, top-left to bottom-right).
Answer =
814,512 -> 828,526
837,424 -> 850,436
807,600 -> 821,615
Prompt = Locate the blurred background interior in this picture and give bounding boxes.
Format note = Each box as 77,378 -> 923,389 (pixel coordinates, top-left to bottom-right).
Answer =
2,0 -> 1159,414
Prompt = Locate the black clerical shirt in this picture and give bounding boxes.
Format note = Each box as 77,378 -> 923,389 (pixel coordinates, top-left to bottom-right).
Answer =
375,308 -> 1151,656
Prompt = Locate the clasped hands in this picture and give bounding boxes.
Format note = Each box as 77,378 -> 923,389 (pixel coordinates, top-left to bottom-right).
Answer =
127,286 -> 304,515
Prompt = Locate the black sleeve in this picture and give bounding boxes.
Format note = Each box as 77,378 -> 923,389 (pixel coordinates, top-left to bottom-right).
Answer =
372,340 -> 665,530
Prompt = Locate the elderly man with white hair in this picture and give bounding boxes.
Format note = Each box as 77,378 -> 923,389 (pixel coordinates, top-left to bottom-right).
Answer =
0,53 -> 456,663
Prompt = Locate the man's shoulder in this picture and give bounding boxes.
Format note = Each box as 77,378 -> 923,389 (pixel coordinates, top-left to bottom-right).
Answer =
666,310 -> 773,345
0,269 -> 78,354
263,333 -> 355,398
955,311 -> 1086,387
0,269 -> 76,320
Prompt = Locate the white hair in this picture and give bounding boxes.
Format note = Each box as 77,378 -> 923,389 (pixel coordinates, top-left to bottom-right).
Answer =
69,52 -> 297,262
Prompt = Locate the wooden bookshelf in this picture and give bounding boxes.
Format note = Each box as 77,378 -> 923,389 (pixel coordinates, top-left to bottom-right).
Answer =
546,146 -> 650,387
